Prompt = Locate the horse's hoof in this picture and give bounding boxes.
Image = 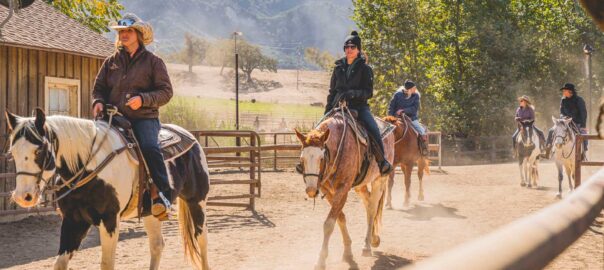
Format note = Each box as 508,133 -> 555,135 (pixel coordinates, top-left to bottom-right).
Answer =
371,236 -> 381,248
527,184 -> 532,188
362,248 -> 372,257
418,194 -> 425,201
342,253 -> 354,264
556,193 -> 562,199
520,182 -> 526,187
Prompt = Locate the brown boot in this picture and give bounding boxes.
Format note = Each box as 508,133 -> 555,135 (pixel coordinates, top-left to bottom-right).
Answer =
419,136 -> 429,156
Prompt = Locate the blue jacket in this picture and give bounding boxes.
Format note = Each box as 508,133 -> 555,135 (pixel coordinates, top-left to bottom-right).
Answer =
388,91 -> 420,120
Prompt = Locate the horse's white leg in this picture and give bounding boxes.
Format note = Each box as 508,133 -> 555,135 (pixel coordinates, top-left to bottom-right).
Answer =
402,163 -> 412,207
566,163 -> 574,192
100,219 -> 120,270
518,158 -> 525,187
556,162 -> 563,198
337,212 -> 355,265
385,170 -> 395,209
417,161 -> 425,201
316,190 -> 348,270
143,216 -> 164,270
54,253 -> 72,270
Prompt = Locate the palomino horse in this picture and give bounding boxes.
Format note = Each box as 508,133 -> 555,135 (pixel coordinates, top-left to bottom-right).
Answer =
516,120 -> 540,188
294,105 -> 394,270
383,115 -> 430,208
550,117 -> 576,198
5,109 -> 210,270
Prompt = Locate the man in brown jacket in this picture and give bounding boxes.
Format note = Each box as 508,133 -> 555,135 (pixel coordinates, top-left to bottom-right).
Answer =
92,13 -> 173,217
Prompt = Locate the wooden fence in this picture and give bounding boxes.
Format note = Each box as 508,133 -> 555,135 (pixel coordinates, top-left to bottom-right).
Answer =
257,132 -> 443,171
191,130 -> 261,210
575,134 -> 601,186
405,167 -> 604,269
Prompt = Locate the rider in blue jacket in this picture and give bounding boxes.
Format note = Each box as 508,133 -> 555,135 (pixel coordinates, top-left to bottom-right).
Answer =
388,80 -> 428,155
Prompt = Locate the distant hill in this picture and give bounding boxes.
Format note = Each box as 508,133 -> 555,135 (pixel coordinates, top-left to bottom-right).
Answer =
119,0 -> 356,68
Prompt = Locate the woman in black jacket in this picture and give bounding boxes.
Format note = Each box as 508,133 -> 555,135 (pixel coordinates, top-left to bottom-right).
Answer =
324,31 -> 392,175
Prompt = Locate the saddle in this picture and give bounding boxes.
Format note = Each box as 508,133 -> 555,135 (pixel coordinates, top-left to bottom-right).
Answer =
322,108 -> 395,187
101,114 -> 197,219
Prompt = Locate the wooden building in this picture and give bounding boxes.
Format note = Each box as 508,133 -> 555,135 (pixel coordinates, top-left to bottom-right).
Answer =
0,1 -> 113,220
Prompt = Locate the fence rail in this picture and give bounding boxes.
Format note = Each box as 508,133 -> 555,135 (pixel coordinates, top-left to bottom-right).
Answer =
406,167 -> 604,270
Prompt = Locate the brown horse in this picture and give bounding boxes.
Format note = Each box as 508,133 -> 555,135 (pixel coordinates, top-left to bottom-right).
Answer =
295,107 -> 394,270
383,115 -> 430,208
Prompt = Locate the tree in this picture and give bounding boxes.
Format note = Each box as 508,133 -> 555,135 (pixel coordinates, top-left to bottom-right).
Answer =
173,33 -> 209,73
353,0 -> 604,137
205,39 -> 277,82
305,47 -> 336,71
44,0 -> 123,33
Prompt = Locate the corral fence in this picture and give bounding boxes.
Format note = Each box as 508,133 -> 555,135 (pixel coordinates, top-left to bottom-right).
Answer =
575,134 -> 600,187
257,131 -> 443,171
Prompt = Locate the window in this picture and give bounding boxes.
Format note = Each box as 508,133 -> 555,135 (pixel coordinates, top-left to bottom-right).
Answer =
45,77 -> 80,117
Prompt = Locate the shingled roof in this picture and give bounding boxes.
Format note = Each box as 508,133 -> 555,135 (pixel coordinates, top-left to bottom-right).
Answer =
0,1 -> 114,58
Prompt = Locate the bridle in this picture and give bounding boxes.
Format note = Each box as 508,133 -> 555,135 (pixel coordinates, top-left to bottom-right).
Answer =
10,124 -> 58,198
298,147 -> 330,186
552,120 -> 576,159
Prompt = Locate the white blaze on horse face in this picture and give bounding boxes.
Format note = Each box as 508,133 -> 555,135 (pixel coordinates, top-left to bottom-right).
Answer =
554,122 -> 569,148
301,146 -> 324,197
10,138 -> 50,207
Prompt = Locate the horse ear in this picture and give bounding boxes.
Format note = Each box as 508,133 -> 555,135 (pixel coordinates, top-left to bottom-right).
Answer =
551,116 -> 557,124
34,108 -> 46,136
294,128 -> 306,145
320,129 -> 330,143
563,118 -> 572,125
5,110 -> 20,131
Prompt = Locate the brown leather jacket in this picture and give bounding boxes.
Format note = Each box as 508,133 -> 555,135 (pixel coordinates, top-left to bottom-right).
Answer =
92,47 -> 173,119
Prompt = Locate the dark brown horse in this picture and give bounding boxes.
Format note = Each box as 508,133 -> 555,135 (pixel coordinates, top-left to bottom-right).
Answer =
295,106 -> 394,270
383,115 -> 430,208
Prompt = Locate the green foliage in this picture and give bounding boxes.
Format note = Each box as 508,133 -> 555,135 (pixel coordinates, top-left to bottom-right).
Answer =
159,96 -> 212,130
44,0 -> 123,33
304,47 -> 336,71
353,0 -> 604,136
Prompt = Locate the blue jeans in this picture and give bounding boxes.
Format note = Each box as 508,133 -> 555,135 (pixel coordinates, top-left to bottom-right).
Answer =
411,120 -> 426,135
131,118 -> 170,192
353,105 -> 385,158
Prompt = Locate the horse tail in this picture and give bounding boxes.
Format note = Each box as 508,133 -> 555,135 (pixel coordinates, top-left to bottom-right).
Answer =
178,197 -> 208,269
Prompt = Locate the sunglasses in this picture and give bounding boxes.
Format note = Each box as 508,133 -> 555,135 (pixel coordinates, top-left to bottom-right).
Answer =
117,18 -> 135,27
343,45 -> 357,50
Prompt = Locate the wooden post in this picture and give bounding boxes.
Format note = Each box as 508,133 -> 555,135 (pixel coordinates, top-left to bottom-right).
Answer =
249,134 -> 256,210
273,133 -> 277,171
575,135 -> 583,187
438,133 -> 442,170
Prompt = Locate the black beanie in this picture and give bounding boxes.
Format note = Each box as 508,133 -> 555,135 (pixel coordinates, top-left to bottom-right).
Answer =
404,80 -> 416,90
344,31 -> 362,51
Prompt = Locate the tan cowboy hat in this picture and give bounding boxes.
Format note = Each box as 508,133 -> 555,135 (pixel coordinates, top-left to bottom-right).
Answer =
110,13 -> 154,45
517,95 -> 532,104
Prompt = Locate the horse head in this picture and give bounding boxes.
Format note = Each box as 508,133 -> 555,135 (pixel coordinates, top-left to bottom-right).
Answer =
551,116 -> 573,149
517,120 -> 535,147
4,109 -> 57,208
295,128 -> 330,198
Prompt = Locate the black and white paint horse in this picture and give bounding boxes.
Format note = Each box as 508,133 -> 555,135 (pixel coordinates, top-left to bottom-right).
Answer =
516,120 -> 540,188
550,117 -> 576,198
5,109 -> 210,270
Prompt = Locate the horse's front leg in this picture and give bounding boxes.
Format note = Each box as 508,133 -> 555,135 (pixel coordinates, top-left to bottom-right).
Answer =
518,158 -> 525,187
55,216 -> 92,270
566,163 -> 574,193
385,170 -> 395,209
316,189 -> 348,270
556,162 -> 564,198
100,216 -> 120,270
143,216 -> 164,270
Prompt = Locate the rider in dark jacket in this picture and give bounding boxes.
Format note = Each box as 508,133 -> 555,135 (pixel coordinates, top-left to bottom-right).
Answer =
324,31 -> 392,175
545,83 -> 588,157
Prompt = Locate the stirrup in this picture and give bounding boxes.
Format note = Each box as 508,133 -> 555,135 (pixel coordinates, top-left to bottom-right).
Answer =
379,161 -> 393,176
152,192 -> 171,221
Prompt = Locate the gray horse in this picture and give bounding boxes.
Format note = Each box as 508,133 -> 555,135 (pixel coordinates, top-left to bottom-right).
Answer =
550,117 -> 576,198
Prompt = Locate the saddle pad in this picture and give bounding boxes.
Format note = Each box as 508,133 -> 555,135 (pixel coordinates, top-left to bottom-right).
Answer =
158,124 -> 197,162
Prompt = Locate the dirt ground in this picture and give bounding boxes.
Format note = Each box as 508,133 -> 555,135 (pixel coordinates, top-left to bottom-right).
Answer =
0,162 -> 602,270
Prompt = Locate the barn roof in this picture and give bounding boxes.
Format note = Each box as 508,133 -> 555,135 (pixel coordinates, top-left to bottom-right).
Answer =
0,1 -> 114,58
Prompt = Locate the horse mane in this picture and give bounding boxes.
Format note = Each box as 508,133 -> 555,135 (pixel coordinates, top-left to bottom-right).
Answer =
383,116 -> 398,124
44,116 -> 98,172
305,129 -> 326,147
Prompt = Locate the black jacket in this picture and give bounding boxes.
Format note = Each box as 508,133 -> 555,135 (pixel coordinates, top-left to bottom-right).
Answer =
324,56 -> 374,114
560,95 -> 587,128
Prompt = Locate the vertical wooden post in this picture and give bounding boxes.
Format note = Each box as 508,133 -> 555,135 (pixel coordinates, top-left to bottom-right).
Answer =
574,135 -> 583,188
273,133 -> 277,171
249,133 -> 256,210
438,132 -> 443,170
